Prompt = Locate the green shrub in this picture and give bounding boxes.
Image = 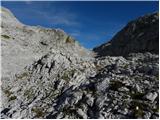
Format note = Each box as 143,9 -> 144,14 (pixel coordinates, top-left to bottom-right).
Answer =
31,107 -> 45,118
16,72 -> 29,80
130,92 -> 145,100
4,89 -> 12,97
110,81 -> 124,91
1,34 -> 10,39
24,89 -> 34,100
95,64 -> 102,70
124,64 -> 129,69
131,100 -> 145,118
62,106 -> 77,117
61,69 -> 75,82
65,36 -> 75,43
156,75 -> 159,81
9,96 -> 17,101
152,107 -> 159,113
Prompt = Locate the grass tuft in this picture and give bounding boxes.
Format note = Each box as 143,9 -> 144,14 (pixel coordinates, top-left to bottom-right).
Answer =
1,34 -> 10,39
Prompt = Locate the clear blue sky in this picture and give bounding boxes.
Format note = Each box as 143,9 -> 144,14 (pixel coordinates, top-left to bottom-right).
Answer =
2,1 -> 158,49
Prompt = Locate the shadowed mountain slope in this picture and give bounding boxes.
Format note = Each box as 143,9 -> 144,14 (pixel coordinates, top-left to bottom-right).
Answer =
93,12 -> 159,57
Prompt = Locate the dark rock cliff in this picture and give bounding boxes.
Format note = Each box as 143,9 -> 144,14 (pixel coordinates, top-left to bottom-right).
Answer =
93,12 -> 159,57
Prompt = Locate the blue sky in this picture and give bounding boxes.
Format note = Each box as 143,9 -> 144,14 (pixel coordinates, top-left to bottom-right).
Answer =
1,1 -> 158,49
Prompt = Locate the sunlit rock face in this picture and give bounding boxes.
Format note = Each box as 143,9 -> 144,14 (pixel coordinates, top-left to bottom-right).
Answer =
1,7 -> 159,119
1,7 -> 94,116
1,7 -> 92,81
93,12 -> 159,57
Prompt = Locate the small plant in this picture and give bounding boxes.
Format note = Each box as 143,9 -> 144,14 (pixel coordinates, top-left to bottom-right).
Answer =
156,74 -> 159,81
4,89 -> 12,97
1,34 -> 10,39
110,81 -> 124,91
9,96 -> 17,101
16,72 -> 29,80
31,107 -> 45,118
130,92 -> 145,100
61,69 -> 75,82
62,106 -> 77,117
95,64 -> 102,70
152,107 -> 159,113
124,64 -> 129,69
61,72 -> 70,82
134,107 -> 144,118
24,89 -> 34,100
130,100 -> 145,118
65,36 -> 75,43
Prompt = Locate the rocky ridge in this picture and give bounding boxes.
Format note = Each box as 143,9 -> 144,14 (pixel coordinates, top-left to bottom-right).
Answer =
93,12 -> 159,57
0,7 -> 159,119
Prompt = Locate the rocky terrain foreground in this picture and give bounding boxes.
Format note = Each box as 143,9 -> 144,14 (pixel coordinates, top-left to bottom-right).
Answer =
0,7 -> 159,119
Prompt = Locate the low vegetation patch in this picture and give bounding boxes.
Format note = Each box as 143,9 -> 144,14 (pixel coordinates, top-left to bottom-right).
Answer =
130,100 -> 146,118
110,81 -> 124,91
61,69 -> 75,82
24,89 -> 34,100
1,34 -> 10,39
130,92 -> 145,100
16,72 -> 29,80
4,89 -> 12,97
95,64 -> 103,70
9,96 -> 17,101
31,107 -> 45,118
62,106 -> 78,117
65,36 -> 75,44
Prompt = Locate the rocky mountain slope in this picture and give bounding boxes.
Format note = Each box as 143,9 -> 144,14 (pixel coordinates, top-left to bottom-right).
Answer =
1,7 -> 92,81
93,12 -> 159,57
1,7 -> 159,119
